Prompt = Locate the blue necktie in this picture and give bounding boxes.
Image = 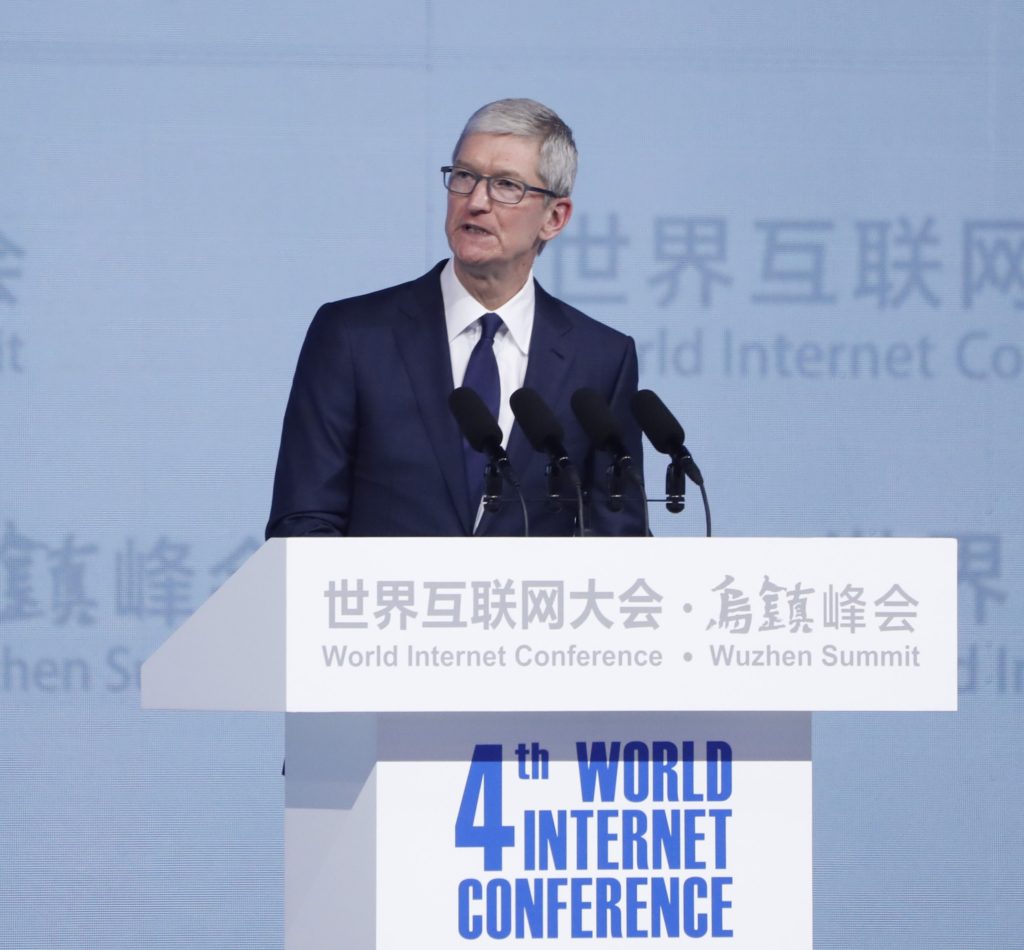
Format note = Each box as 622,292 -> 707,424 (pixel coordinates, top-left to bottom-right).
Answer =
461,312 -> 503,514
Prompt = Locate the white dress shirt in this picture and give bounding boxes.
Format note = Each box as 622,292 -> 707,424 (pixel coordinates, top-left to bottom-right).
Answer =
440,258 -> 534,449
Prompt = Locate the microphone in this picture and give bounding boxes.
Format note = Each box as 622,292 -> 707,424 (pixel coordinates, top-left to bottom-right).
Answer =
449,386 -> 504,457
509,388 -> 570,461
630,390 -> 704,486
570,388 -> 640,516
448,388 -> 524,520
509,387 -> 585,529
630,389 -> 712,535
570,388 -> 633,464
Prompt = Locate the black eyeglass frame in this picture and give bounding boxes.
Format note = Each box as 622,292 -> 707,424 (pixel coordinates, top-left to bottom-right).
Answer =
440,165 -> 560,204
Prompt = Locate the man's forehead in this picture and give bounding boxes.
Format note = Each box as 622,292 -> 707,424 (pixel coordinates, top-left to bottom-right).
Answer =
454,132 -> 542,174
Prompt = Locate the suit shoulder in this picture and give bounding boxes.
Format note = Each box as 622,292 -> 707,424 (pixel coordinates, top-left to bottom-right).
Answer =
538,283 -> 635,350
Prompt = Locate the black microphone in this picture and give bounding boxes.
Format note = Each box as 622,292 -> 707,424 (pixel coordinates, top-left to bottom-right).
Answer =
449,386 -> 503,455
509,387 -> 584,523
570,388 -> 640,515
509,388 -> 566,454
449,388 -> 532,532
570,388 -> 632,464
509,389 -> 579,472
630,389 -> 704,486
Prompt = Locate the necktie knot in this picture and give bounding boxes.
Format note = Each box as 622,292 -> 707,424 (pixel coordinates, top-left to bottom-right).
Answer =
479,312 -> 502,344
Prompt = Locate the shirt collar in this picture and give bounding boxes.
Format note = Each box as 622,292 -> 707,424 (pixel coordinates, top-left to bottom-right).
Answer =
440,259 -> 534,356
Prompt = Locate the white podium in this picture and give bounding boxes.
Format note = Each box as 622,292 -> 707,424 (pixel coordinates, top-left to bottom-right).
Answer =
143,537 -> 957,948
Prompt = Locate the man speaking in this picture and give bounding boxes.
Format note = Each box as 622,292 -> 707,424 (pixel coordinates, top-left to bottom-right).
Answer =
266,98 -> 644,539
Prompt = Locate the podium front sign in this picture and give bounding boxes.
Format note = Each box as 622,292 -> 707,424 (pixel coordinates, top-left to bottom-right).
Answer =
285,537 -> 956,713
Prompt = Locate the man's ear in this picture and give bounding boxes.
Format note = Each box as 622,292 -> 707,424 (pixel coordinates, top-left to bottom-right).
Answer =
539,196 -> 573,243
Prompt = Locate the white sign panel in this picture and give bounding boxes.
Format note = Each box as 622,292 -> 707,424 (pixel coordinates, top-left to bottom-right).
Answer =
377,751 -> 811,947
283,537 -> 957,712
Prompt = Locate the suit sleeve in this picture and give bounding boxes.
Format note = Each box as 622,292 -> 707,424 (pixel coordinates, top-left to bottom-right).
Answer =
585,335 -> 648,537
265,305 -> 357,538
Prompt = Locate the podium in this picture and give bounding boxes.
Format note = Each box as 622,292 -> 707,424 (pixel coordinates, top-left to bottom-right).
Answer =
143,537 -> 957,948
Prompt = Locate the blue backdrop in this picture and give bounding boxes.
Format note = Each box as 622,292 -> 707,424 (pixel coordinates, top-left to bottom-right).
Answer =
2,2 -> 1022,946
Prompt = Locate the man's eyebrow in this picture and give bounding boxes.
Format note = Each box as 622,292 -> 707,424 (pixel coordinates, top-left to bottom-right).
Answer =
453,160 -> 527,180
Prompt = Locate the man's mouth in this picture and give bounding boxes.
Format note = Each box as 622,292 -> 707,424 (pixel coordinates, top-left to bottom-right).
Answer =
462,224 -> 491,235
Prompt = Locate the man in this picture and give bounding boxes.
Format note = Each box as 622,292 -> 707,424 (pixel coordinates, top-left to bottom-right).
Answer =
266,98 -> 644,539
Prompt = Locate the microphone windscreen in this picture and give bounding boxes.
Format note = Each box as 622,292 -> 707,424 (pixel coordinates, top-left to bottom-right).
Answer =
631,389 -> 685,455
570,388 -> 625,454
448,387 -> 502,453
510,388 -> 564,454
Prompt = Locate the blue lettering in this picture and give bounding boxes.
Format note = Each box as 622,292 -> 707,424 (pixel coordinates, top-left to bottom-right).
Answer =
485,879 -> 511,939
576,741 -> 620,802
712,876 -> 734,937
626,877 -> 648,937
570,877 -> 592,937
622,810 -> 648,869
650,875 -> 680,937
651,809 -> 681,870
683,876 -> 708,937
597,809 -> 618,869
707,741 -> 733,801
536,810 -> 567,870
685,810 -> 706,869
514,878 -> 543,937
652,741 -> 678,801
595,877 -> 622,937
623,741 -> 650,801
545,878 -> 567,938
458,878 -> 482,939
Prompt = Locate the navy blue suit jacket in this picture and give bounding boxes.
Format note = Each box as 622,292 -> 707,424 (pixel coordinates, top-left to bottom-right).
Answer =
266,261 -> 645,538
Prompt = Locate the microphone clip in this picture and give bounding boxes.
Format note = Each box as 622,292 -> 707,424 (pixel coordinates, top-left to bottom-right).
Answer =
483,462 -> 504,514
665,459 -> 686,513
544,460 -> 565,512
605,459 -> 626,513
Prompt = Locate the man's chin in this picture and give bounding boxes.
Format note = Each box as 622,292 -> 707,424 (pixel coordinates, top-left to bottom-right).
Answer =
451,248 -> 496,273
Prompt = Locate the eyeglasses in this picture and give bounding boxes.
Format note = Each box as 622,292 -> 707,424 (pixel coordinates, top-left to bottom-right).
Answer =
441,165 -> 559,205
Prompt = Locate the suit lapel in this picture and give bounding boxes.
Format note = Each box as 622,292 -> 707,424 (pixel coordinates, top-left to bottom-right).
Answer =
393,263 -> 474,535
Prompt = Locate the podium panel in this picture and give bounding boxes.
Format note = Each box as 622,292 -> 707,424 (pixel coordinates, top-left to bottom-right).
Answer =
141,537 -> 956,949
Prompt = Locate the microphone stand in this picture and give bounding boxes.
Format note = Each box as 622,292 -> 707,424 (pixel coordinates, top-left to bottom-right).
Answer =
603,456 -> 651,537
544,462 -> 564,512
482,463 -> 504,514
548,464 -> 589,536
656,451 -> 712,537
605,460 -> 624,512
481,460 -> 531,536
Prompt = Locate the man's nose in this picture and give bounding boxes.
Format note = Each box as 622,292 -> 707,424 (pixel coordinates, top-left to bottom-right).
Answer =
465,176 -> 492,210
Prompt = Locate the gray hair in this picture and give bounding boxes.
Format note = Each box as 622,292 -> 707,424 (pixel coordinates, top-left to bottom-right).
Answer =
453,98 -> 578,198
